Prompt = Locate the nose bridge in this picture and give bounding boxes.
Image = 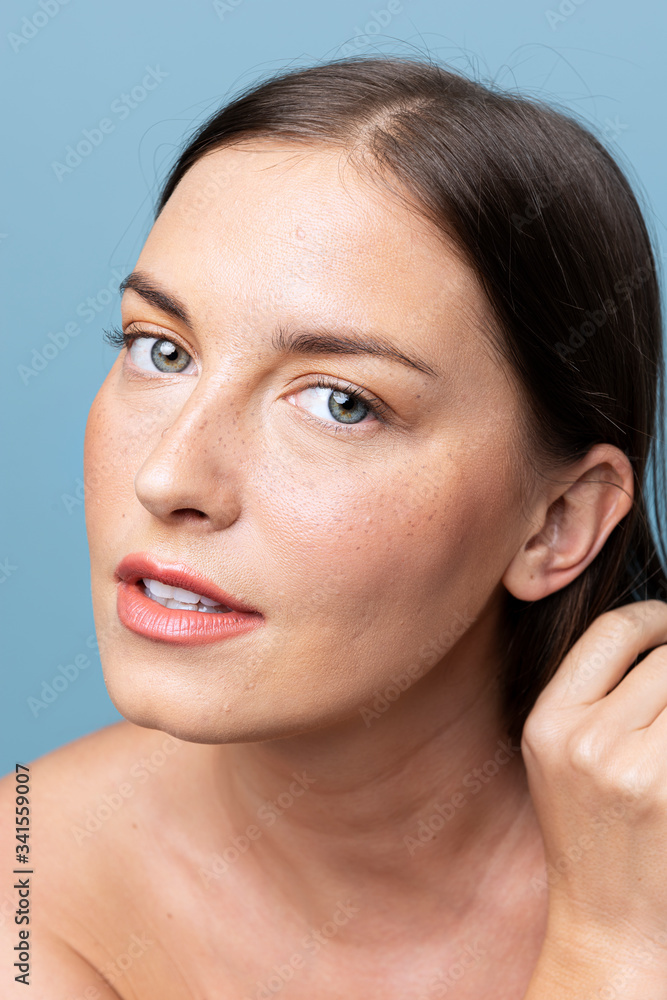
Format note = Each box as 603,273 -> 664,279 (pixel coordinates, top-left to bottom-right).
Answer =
134,375 -> 243,525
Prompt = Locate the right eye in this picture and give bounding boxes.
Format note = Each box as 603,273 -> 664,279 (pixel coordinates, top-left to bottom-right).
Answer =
127,335 -> 196,374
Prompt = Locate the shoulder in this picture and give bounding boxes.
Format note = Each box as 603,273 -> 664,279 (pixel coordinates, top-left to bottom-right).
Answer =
0,722 -> 185,995
1,721 -> 186,874
2,721 -> 173,842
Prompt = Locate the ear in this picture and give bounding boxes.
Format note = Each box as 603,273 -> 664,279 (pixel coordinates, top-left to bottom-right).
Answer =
502,443 -> 634,602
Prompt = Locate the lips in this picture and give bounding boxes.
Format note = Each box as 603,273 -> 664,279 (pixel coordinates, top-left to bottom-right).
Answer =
115,552 -> 264,646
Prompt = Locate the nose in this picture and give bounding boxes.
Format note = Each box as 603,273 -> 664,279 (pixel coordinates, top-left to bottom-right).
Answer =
133,388 -> 243,531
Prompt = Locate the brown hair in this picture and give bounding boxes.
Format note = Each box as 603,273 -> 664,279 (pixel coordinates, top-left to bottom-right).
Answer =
156,56 -> 667,742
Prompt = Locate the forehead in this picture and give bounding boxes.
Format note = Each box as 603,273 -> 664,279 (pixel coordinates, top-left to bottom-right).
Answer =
136,142 -> 496,367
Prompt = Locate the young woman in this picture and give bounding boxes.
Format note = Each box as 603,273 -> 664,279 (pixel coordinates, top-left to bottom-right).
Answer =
4,56 -> 667,999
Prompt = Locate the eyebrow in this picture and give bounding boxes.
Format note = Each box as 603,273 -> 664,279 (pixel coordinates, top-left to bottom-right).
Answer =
119,271 -> 193,328
119,271 -> 439,378
272,325 -> 439,377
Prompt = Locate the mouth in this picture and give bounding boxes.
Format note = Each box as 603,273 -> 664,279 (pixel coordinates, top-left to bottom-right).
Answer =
114,552 -> 264,646
139,577 -> 233,612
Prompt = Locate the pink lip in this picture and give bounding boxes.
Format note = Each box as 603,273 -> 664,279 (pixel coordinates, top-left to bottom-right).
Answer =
115,552 -> 264,646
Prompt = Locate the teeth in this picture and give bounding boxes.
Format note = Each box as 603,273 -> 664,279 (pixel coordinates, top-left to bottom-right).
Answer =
172,585 -> 203,604
142,578 -> 231,613
146,578 -> 173,599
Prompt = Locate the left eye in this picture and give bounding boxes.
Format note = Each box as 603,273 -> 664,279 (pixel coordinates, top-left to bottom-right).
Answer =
291,385 -> 376,425
128,336 -> 195,374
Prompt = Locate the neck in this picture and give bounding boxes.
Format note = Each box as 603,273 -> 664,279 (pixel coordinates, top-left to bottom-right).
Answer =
195,600 -> 544,935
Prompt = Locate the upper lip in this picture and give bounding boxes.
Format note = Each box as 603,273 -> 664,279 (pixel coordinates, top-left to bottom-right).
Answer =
115,552 -> 260,614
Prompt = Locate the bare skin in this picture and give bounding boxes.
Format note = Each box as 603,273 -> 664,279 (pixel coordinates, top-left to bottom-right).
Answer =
3,142 -> 665,999
15,720 -> 546,999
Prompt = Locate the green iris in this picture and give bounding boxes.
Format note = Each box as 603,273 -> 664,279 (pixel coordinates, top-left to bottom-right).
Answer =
151,339 -> 191,373
328,389 -> 368,424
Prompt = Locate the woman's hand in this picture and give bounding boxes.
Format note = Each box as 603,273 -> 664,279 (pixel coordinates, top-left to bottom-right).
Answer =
521,599 -> 667,999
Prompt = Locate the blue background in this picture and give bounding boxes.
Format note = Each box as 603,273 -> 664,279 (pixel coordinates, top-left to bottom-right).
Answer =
3,0 -> 666,775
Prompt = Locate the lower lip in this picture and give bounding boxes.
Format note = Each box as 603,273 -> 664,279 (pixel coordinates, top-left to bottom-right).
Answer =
116,581 -> 264,646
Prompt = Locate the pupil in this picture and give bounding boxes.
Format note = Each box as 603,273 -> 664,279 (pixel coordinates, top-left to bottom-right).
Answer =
328,389 -> 367,424
150,338 -> 190,373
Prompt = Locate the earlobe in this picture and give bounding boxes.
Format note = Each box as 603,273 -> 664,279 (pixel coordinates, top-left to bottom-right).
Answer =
502,444 -> 634,602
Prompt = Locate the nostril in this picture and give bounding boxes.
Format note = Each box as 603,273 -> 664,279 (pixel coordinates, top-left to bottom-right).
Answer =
172,508 -> 208,521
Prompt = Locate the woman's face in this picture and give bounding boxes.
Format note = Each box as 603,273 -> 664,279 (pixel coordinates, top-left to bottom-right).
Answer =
85,142 -> 536,742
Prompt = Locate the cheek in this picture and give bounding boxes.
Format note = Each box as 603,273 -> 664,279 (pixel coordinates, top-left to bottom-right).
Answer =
84,371 -> 127,531
247,429 -> 522,644
83,369 -> 180,547
84,391 -> 136,545
84,368 -> 190,524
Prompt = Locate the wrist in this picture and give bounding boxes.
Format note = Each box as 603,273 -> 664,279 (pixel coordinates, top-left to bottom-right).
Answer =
523,906 -> 667,1000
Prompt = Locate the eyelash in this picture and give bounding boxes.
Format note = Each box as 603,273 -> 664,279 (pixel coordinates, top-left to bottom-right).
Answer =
305,375 -> 389,422
102,325 -> 391,422
103,326 -> 154,349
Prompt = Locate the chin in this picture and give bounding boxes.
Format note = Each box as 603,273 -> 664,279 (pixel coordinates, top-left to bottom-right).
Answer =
100,666 -> 358,746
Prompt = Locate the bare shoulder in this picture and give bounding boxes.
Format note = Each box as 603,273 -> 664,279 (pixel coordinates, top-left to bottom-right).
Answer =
1,721 -> 181,857
0,723 -> 186,996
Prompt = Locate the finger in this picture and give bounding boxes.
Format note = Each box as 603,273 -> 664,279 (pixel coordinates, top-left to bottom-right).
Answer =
644,696 -> 667,746
593,643 -> 667,730
541,600 -> 667,708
